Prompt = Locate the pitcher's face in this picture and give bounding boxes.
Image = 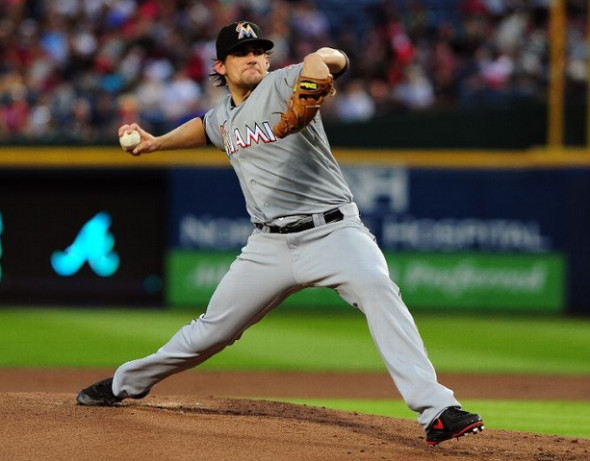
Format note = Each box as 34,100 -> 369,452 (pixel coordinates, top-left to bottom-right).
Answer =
216,45 -> 269,90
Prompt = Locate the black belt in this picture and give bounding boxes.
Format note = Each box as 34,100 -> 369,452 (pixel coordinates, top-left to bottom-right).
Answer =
255,208 -> 344,234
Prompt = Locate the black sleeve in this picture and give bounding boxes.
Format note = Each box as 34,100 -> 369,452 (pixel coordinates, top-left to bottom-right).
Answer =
331,49 -> 350,80
199,115 -> 213,146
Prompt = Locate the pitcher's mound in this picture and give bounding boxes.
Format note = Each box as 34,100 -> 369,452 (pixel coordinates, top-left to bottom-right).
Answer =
1,393 -> 589,461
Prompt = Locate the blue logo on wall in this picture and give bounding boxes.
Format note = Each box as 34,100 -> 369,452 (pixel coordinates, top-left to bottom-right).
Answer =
51,212 -> 120,277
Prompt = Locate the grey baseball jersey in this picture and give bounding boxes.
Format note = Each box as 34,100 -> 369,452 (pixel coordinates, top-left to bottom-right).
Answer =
203,63 -> 353,226
112,62 -> 460,430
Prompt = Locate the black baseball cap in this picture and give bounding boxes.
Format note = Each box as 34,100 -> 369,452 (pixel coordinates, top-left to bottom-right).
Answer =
216,21 -> 274,60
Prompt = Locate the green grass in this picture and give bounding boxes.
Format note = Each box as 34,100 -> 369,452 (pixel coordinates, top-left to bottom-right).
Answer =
415,314 -> 590,375
0,308 -> 589,374
281,399 -> 590,439
1,308 -> 589,439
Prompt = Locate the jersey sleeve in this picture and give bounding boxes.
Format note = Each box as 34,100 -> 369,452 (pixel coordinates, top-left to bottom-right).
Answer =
272,63 -> 304,101
198,115 -> 213,146
202,107 -> 224,151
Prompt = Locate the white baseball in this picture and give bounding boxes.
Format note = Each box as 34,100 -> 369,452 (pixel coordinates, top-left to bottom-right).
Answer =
119,129 -> 141,150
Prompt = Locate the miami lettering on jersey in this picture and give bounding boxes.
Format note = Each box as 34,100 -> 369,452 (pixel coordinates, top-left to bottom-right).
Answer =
221,121 -> 277,157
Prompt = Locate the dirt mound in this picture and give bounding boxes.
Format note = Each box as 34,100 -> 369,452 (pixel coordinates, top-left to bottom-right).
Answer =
2,369 -> 590,400
2,392 -> 589,461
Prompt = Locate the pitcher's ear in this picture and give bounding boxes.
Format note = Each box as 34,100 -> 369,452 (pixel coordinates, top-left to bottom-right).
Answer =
214,60 -> 226,75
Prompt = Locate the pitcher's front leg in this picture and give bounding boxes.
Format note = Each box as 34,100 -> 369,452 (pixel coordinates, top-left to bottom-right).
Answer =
113,234 -> 297,398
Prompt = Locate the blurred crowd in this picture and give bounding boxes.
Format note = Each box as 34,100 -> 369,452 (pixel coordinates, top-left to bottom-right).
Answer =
0,0 -> 588,143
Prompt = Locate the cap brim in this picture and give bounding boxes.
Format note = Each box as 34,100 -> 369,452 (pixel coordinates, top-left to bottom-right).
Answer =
222,38 -> 274,57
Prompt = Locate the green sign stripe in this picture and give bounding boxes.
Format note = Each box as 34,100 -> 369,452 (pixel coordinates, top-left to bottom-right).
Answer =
385,253 -> 564,311
166,251 -> 564,312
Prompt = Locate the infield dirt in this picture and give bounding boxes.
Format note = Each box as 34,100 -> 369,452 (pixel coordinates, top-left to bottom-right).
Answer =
1,369 -> 589,461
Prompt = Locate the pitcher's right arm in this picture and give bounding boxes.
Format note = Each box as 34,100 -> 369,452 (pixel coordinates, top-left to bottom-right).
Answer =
118,117 -> 209,156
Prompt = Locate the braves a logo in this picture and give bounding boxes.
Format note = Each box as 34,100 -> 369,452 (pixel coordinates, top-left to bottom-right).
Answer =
236,22 -> 258,40
220,120 -> 277,158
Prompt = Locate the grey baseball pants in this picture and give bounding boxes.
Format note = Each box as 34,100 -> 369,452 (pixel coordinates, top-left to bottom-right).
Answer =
113,203 -> 459,428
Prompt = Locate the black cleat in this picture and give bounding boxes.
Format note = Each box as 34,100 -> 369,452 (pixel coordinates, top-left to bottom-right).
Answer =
425,406 -> 484,446
76,378 -> 123,406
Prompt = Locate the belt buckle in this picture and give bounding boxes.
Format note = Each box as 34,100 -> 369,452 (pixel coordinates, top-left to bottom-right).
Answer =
280,215 -> 313,234
279,222 -> 302,234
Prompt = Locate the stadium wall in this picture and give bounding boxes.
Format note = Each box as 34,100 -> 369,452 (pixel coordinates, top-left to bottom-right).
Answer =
324,102 -> 587,149
0,147 -> 588,315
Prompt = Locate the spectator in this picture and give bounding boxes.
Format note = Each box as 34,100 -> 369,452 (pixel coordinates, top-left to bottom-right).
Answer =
393,64 -> 435,110
0,0 -> 586,142
334,79 -> 377,122
160,69 -> 203,123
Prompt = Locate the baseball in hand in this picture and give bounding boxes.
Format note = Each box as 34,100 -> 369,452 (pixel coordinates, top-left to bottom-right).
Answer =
119,129 -> 141,150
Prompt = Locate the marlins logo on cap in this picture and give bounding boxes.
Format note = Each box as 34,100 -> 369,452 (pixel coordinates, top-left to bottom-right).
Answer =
236,22 -> 258,39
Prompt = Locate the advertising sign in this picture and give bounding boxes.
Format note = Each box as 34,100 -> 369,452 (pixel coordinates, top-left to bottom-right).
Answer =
166,250 -> 563,312
341,167 -> 564,252
169,168 -> 249,249
386,253 -> 564,311
0,170 -> 165,306
166,166 -> 576,312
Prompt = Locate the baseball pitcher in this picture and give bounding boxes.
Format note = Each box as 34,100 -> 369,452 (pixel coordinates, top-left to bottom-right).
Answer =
77,21 -> 484,446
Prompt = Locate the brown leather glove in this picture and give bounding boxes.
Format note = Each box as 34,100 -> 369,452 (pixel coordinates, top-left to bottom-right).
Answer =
272,75 -> 335,139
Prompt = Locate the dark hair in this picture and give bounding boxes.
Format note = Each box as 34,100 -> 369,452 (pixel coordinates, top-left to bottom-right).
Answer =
209,65 -> 227,87
208,51 -> 273,88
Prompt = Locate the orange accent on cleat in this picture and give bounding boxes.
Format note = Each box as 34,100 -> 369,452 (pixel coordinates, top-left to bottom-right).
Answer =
432,419 -> 444,430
